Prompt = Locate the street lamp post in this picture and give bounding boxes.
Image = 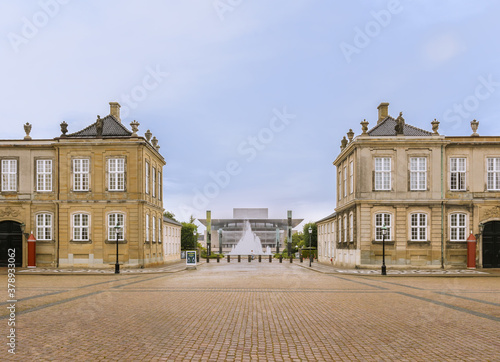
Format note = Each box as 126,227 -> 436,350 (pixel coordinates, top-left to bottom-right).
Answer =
115,223 -> 122,274
381,224 -> 387,276
308,226 -> 313,267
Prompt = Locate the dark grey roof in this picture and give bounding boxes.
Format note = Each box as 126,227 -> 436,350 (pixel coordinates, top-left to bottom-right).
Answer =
163,216 -> 182,226
368,116 -> 432,137
316,212 -> 336,224
67,115 -> 132,138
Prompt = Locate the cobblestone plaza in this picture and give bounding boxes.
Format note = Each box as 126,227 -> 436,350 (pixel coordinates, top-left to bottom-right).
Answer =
1,262 -> 499,361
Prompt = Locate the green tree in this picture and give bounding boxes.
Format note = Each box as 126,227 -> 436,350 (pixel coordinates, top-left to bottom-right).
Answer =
163,211 -> 178,221
303,222 -> 317,249
181,222 -> 198,250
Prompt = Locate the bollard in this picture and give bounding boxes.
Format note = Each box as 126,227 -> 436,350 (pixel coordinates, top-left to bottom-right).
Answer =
228,255 -> 231,263
207,257 -> 209,263
300,255 -> 303,263
259,255 -> 262,263
238,255 -> 241,263
279,255 -> 283,263
269,255 -> 272,263
290,255 -> 293,263
217,255 -> 220,263
248,255 -> 251,262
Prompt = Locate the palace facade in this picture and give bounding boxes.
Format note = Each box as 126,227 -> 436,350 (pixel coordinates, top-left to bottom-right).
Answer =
318,103 -> 500,269
0,102 -> 166,268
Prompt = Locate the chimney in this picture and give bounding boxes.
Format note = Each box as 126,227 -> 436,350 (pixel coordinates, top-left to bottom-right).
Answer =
109,102 -> 121,122
377,102 -> 389,124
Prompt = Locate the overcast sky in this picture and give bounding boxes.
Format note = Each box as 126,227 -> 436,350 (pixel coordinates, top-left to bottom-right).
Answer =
2,1 -> 500,229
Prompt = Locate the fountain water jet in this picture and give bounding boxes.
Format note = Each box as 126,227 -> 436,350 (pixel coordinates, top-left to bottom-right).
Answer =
227,220 -> 272,255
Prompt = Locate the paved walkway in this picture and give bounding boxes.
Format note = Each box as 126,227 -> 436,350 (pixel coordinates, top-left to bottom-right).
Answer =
14,260 -> 189,275
10,259 -> 499,276
1,262 -> 499,361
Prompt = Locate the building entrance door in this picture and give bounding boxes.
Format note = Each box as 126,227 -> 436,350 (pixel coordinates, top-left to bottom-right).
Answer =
0,221 -> 23,267
482,221 -> 500,268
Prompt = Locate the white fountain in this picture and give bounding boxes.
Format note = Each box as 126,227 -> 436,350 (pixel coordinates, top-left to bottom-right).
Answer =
227,220 -> 273,255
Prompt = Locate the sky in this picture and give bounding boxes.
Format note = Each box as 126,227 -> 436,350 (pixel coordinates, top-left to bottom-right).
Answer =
2,1 -> 500,230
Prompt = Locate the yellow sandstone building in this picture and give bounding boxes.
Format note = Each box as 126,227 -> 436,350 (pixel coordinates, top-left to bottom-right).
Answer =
0,102 -> 165,268
318,103 -> 500,269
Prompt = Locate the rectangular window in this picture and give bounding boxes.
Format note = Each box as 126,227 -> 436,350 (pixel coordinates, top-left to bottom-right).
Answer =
37,160 -> 52,192
73,214 -> 89,241
338,218 -> 342,242
374,157 -> 391,190
349,161 -> 354,194
158,171 -> 162,201
152,216 -> 156,242
338,170 -> 342,200
36,213 -> 52,240
450,158 -> 466,191
411,213 -> 427,241
375,213 -> 391,241
108,213 -> 124,240
343,215 -> 347,243
108,158 -> 125,191
73,159 -> 89,191
145,162 -> 150,194
450,213 -> 466,241
152,167 -> 156,198
349,213 -> 353,242
158,220 -> 162,243
333,221 -> 337,243
1,159 -> 17,192
343,166 -> 347,197
410,157 -> 427,190
487,158 -> 500,190
146,214 -> 150,242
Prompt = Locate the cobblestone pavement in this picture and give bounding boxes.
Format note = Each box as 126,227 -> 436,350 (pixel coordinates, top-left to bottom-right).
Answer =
14,260 -> 188,274
1,262 -> 499,361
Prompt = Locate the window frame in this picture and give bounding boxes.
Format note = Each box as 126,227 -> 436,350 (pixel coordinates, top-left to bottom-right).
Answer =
338,217 -> 342,243
145,214 -> 150,242
338,169 -> 342,200
36,159 -> 53,192
73,158 -> 90,192
158,170 -> 162,201
349,212 -> 353,242
1,158 -> 18,192
487,157 -> 500,191
145,162 -> 150,194
152,166 -> 156,198
374,157 -> 391,191
108,213 -> 125,241
73,213 -> 90,241
450,157 -> 466,191
152,216 -> 156,242
343,165 -> 347,197
36,213 -> 53,241
343,215 -> 347,243
349,161 -> 354,194
375,213 -> 392,241
108,158 -> 125,192
410,213 -> 427,241
449,213 -> 467,241
410,157 -> 427,191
